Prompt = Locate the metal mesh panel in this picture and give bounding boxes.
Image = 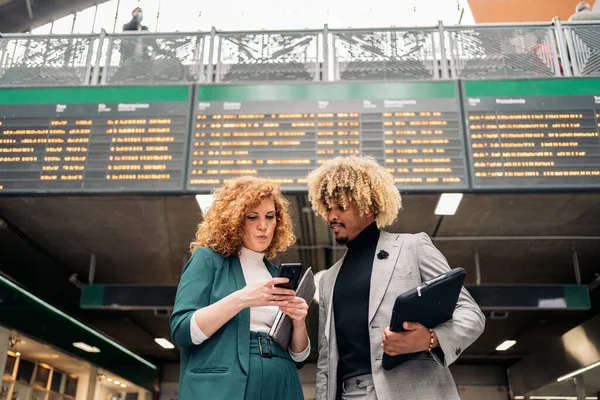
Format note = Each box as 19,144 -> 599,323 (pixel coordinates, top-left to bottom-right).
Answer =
0,35 -> 94,86
564,23 -> 600,76
102,33 -> 208,85
216,31 -> 320,82
332,29 -> 439,81
446,26 -> 559,78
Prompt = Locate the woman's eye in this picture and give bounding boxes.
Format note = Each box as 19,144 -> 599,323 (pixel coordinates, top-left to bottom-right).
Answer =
247,216 -> 257,220
266,215 -> 275,220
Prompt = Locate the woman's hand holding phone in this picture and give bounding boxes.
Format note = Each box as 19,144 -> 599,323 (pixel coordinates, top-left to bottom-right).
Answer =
236,277 -> 295,308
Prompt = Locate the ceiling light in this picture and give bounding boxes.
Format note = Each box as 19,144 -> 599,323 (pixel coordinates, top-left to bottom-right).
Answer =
495,340 -> 516,351
72,342 -> 100,353
107,378 -> 113,382
113,380 -> 120,385
154,338 -> 175,349
120,384 -> 127,388
15,352 -> 20,357
434,193 -> 463,215
195,194 -> 214,215
557,360 -> 600,382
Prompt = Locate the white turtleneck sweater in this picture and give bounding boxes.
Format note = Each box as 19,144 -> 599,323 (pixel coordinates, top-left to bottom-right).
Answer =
190,247 -> 310,361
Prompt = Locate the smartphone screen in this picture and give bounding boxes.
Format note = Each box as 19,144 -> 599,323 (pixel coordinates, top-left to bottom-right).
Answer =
274,263 -> 303,290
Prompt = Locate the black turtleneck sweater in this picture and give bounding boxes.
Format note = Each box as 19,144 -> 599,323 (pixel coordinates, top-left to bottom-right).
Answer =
333,222 -> 380,381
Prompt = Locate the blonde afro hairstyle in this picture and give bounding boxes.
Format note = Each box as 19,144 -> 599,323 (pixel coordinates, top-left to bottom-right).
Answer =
190,176 -> 295,259
307,156 -> 402,227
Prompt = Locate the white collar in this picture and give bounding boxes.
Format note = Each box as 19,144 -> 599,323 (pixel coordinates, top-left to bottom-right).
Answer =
239,246 -> 265,263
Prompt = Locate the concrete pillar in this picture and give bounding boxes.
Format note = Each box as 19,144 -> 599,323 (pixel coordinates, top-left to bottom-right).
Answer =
0,326 -> 10,376
138,388 -> 150,400
75,366 -> 97,400
574,375 -> 586,400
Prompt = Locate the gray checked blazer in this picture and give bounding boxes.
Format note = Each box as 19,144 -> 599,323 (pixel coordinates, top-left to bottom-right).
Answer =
316,231 -> 485,400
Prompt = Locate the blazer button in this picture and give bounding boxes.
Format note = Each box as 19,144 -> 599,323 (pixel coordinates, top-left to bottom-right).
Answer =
455,348 -> 461,356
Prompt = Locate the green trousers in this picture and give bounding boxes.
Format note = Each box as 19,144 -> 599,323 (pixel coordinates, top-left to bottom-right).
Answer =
245,331 -> 304,400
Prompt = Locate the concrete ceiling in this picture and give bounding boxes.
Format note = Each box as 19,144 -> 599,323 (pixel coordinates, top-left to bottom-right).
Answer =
0,191 -> 599,369
0,0 -> 110,33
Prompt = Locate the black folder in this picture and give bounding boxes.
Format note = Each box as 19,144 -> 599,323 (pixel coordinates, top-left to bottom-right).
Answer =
382,268 -> 466,371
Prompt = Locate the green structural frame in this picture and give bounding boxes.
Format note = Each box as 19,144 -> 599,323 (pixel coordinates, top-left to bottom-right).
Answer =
0,275 -> 157,389
0,85 -> 190,104
196,81 -> 457,101
464,77 -> 600,98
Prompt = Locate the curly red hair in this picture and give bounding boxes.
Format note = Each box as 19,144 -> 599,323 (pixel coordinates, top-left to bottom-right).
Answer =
190,177 -> 295,259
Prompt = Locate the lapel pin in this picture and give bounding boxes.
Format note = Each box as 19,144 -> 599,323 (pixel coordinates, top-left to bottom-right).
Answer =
377,250 -> 389,260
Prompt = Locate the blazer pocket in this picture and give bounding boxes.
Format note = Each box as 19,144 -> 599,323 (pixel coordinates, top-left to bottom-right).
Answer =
190,367 -> 229,374
390,265 -> 419,280
389,272 -> 420,284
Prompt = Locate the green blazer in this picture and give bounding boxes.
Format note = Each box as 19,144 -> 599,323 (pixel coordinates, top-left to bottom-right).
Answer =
170,247 -> 301,400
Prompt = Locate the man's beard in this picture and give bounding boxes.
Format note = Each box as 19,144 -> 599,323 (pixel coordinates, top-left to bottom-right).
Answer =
331,222 -> 347,245
335,236 -> 348,245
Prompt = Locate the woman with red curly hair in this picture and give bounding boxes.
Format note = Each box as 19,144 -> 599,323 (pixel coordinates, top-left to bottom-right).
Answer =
170,177 -> 309,400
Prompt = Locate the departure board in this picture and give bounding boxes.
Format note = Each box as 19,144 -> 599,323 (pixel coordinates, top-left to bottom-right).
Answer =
463,79 -> 600,190
187,82 -> 469,192
0,86 -> 191,193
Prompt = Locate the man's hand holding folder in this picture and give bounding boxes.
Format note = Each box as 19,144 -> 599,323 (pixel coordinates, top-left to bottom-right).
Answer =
382,321 -> 439,356
381,267 -> 466,370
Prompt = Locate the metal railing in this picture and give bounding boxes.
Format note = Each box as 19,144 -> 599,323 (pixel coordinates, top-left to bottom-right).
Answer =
98,31 -> 209,85
445,22 -> 562,78
562,20 -> 600,76
330,26 -> 443,81
0,20 -> 599,86
214,29 -> 322,83
0,33 -> 96,86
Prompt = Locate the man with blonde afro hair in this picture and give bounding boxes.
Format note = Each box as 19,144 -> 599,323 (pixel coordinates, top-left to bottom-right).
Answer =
308,156 -> 485,400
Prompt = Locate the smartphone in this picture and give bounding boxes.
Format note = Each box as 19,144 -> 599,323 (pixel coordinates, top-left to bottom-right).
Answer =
274,263 -> 303,290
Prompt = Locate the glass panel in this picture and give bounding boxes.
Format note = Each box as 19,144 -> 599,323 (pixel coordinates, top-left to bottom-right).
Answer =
31,23 -> 52,34
3,355 -> 16,379
11,382 -> 30,400
73,7 -> 97,34
49,371 -> 62,393
16,360 -> 34,385
0,380 -> 11,400
29,388 -> 46,400
94,0 -> 120,33
51,15 -> 75,34
137,0 -> 160,31
156,0 -> 201,32
63,376 -> 77,397
32,365 -> 50,389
